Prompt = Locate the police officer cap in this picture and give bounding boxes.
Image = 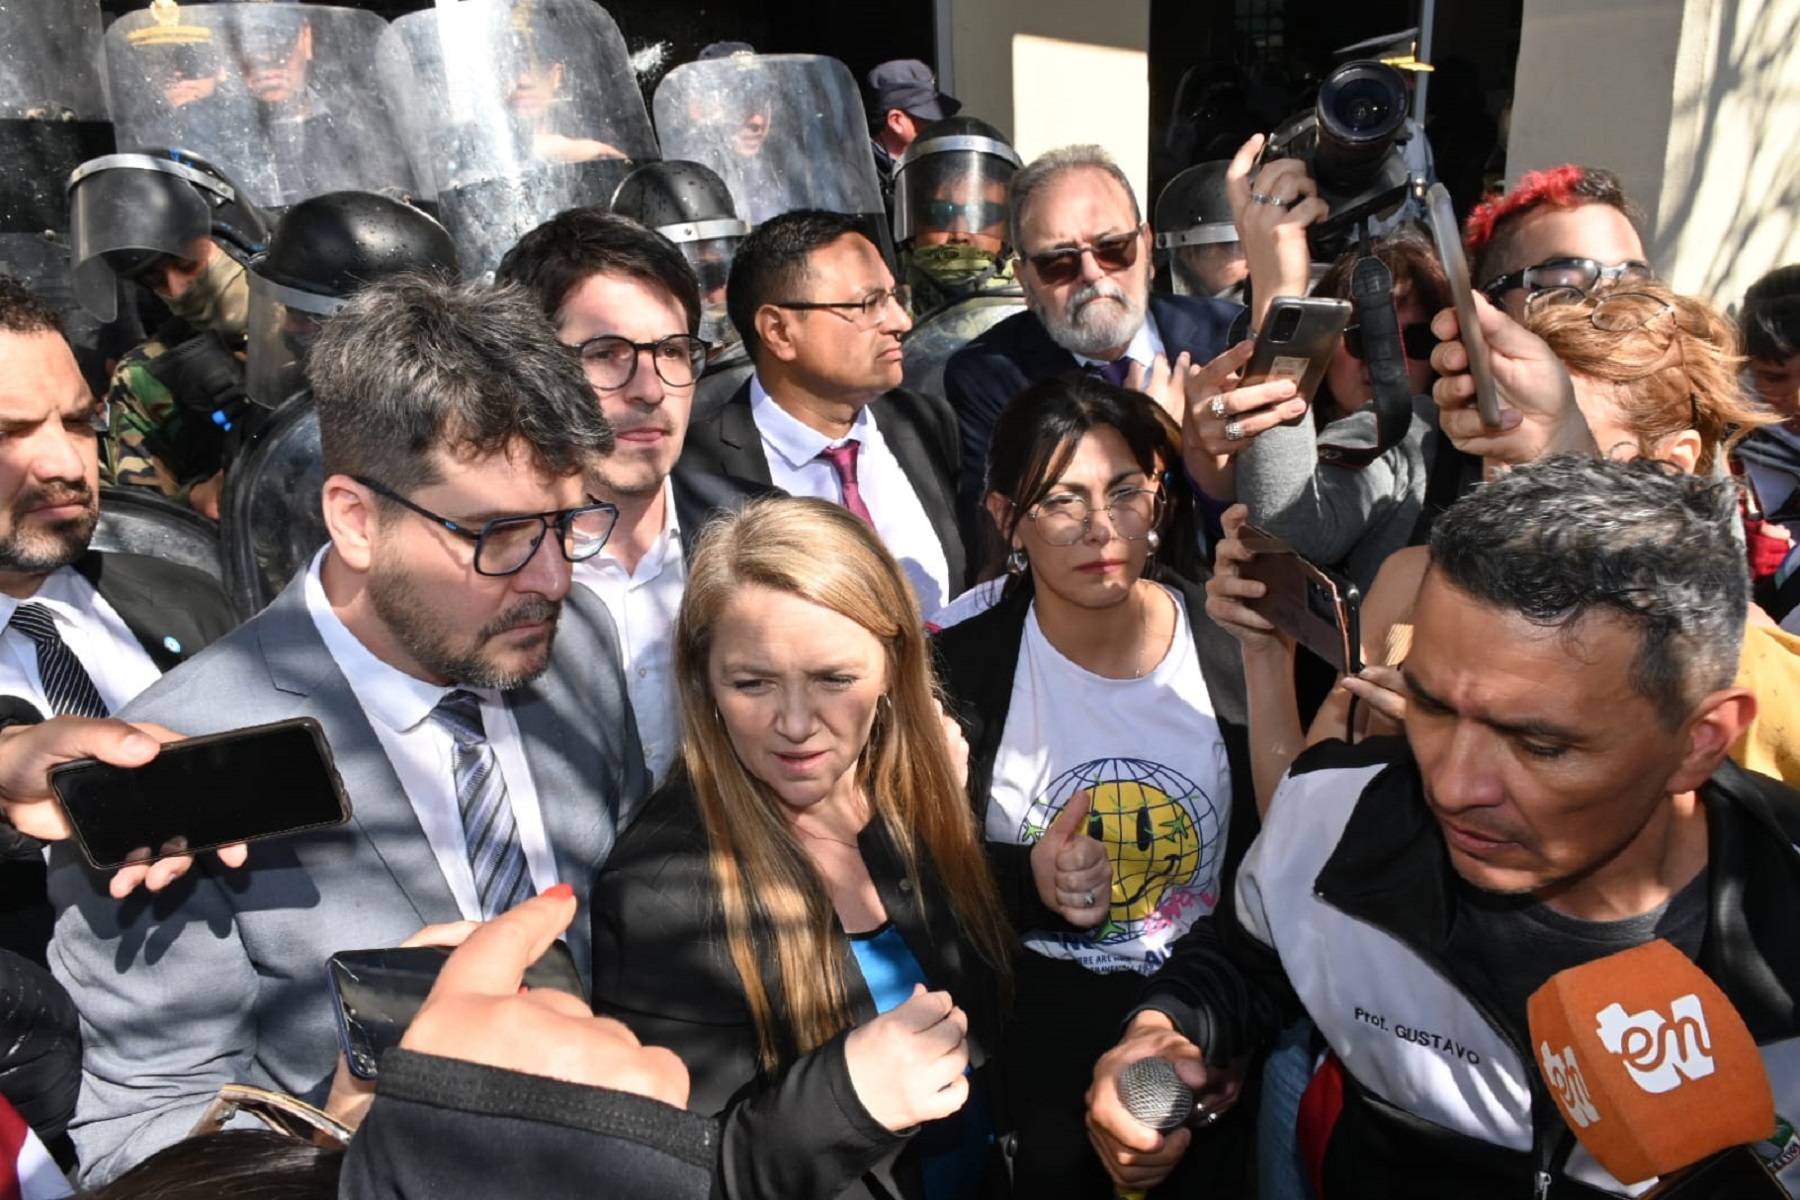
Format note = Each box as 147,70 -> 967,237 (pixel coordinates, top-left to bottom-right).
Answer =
254,191 -> 460,307
867,59 -> 961,121
1153,161 -> 1238,250
611,162 -> 750,245
898,115 -> 1022,171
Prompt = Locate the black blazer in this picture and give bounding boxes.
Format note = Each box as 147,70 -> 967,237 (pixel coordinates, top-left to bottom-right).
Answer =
942,292 -> 1242,527
667,465 -> 782,559
591,780 -> 1006,1200
72,550 -> 239,676
677,380 -> 968,592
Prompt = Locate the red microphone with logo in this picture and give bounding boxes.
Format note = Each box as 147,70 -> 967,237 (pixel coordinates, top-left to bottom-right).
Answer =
1528,938 -> 1781,1192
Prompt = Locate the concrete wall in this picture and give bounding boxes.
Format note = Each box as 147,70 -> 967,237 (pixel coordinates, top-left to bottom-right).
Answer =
1508,0 -> 1800,305
944,0 -> 1152,208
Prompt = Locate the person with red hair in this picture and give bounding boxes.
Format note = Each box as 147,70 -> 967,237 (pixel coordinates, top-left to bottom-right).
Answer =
1464,164 -> 1653,318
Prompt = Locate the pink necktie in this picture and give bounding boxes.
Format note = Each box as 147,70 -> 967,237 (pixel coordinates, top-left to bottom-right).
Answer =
817,440 -> 874,526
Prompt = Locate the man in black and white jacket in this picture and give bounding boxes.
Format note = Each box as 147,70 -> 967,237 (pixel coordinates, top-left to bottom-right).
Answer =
1088,456 -> 1800,1198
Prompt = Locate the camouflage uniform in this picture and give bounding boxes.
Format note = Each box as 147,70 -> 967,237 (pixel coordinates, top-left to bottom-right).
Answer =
100,323 -> 235,503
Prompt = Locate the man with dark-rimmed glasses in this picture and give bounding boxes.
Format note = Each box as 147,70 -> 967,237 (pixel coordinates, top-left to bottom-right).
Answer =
944,143 -> 1240,536
497,207 -> 778,783
680,208 -> 967,612
49,273 -> 650,1183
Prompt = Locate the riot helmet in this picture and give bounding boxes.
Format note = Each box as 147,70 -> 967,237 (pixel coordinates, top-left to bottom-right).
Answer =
246,190 -> 460,409
892,116 -> 1020,251
1153,161 -> 1246,298
67,148 -> 269,321
612,160 -> 748,348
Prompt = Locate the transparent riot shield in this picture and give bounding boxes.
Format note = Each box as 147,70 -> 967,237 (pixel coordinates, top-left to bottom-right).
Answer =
103,3 -> 414,209
378,0 -> 658,279
243,271 -> 333,411
654,54 -> 885,229
901,296 -> 1025,400
219,393 -> 323,617
0,0 -> 123,389
94,486 -> 225,588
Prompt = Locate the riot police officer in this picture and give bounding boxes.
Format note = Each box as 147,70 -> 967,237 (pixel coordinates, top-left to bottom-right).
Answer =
68,149 -> 270,517
222,189 -> 461,614
610,160 -> 750,367
1153,160 -> 1248,300
893,116 -> 1026,398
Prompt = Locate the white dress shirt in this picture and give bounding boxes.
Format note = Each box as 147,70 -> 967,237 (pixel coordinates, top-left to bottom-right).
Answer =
749,375 -> 952,613
303,551 -> 559,921
1070,308 -> 1169,375
572,477 -> 686,784
0,566 -> 162,716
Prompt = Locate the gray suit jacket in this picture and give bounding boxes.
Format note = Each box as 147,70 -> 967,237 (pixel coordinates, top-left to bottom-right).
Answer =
48,573 -> 647,1183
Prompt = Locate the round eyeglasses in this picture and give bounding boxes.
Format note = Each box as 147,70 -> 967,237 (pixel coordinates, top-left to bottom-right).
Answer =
353,476 -> 618,577
572,334 -> 710,391
1026,488 -> 1162,546
1523,288 -> 1678,332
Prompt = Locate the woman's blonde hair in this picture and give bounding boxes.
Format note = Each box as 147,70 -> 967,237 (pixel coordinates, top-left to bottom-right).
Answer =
1524,281 -> 1774,472
675,497 -> 1013,1073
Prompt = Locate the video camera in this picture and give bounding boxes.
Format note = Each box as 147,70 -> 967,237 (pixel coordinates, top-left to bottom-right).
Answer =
1258,59 -> 1416,260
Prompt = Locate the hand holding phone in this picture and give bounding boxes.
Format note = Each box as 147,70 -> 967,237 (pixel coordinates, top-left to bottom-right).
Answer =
1424,182 -> 1502,429
1428,296 -> 1597,466
1234,525 -> 1362,675
1240,296 -> 1354,426
49,717 -> 351,871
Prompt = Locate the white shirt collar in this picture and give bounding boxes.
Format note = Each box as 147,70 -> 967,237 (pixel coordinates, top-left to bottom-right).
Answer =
749,373 -> 875,470
0,564 -> 82,628
302,548 -> 492,735
1070,307 -> 1166,371
581,475 -> 684,585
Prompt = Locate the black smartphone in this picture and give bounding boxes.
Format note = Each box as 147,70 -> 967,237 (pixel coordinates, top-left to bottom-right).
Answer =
49,717 -> 352,870
1643,1146 -> 1786,1198
1424,181 -> 1503,429
1237,525 -> 1363,674
1242,295 -> 1354,426
327,941 -> 587,1080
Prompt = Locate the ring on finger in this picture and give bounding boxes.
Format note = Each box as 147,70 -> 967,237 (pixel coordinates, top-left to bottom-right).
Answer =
1225,419 -> 1245,442
1082,890 -> 1095,908
1208,395 -> 1229,421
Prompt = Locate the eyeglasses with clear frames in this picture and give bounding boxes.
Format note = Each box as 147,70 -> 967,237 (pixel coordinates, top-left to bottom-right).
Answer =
1027,487 -> 1163,547
352,476 -> 618,577
771,286 -> 912,328
571,334 -> 710,392
1523,288 -> 1678,333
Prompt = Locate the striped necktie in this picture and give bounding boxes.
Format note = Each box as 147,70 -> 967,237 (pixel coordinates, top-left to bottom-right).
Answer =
429,688 -> 535,920
8,603 -> 108,718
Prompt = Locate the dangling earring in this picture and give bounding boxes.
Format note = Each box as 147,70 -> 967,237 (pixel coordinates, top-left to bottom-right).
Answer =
1146,530 -> 1161,550
1006,548 -> 1029,575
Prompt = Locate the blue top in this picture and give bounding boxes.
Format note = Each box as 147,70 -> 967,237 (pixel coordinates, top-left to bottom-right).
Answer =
848,922 -> 994,1200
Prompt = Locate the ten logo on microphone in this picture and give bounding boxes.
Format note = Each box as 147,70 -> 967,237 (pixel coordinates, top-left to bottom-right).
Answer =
1538,1041 -> 1601,1128
1593,993 -> 1715,1094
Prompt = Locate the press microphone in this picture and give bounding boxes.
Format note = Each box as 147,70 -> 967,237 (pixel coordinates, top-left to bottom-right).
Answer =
1528,938 -> 1776,1188
1113,1057 -> 1222,1200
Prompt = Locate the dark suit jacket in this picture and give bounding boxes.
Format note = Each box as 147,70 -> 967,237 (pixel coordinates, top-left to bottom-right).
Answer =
72,550 -> 239,676
942,292 -> 1243,527
677,380 -> 968,592
591,779 -> 1005,1200
666,465 -> 781,559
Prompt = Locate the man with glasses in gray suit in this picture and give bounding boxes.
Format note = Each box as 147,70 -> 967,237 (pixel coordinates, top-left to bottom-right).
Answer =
48,274 -> 648,1183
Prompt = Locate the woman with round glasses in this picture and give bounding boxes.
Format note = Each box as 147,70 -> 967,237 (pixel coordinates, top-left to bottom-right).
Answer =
590,497 -> 1034,1200
932,374 -> 1257,1199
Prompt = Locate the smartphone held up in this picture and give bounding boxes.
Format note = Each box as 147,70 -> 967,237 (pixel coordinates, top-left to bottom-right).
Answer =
49,717 -> 352,870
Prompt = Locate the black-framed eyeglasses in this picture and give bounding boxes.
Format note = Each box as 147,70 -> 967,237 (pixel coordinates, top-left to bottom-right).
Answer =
353,476 -> 618,577
772,286 -> 912,328
1481,257 -> 1654,303
570,334 -> 710,392
1023,228 -> 1143,287
921,198 -> 1009,233
1344,321 -> 1439,362
1027,487 -> 1162,547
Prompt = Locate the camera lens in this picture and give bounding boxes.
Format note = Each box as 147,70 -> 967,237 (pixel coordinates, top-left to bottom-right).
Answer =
1269,306 -> 1302,342
1312,60 -> 1409,193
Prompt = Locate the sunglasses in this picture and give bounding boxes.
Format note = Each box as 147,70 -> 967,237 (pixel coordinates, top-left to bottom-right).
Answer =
1024,229 -> 1142,286
1343,321 -> 1439,362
